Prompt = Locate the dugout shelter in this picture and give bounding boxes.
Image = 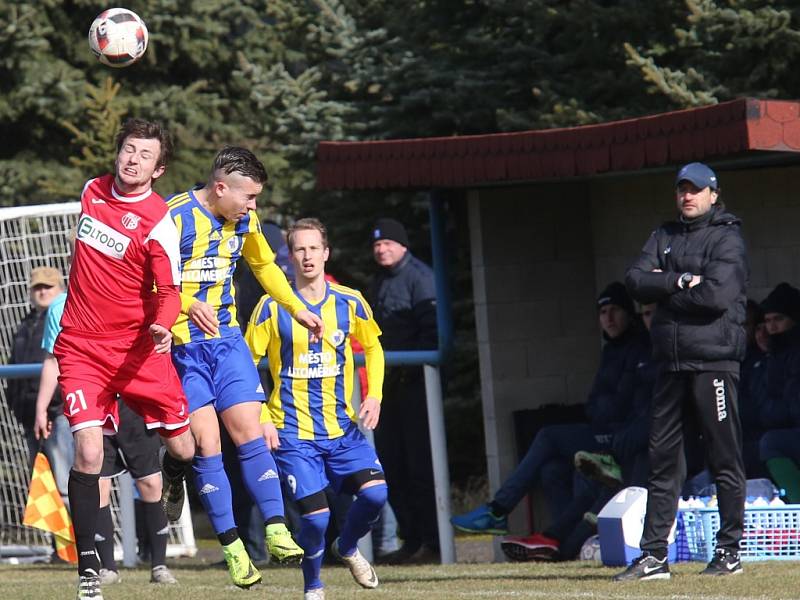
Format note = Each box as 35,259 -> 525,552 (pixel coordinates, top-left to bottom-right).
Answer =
316,97 -> 800,546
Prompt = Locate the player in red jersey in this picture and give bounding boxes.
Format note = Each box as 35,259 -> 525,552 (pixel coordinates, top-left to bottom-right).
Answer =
53,118 -> 195,600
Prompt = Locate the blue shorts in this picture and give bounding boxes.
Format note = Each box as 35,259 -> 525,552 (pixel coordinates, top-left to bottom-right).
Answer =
171,335 -> 265,414
274,423 -> 383,501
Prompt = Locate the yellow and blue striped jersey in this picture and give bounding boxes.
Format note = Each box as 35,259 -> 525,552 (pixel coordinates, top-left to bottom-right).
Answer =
166,188 -> 305,345
245,282 -> 384,441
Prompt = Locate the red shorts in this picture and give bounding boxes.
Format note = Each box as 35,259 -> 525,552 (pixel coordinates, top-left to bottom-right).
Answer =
54,329 -> 189,436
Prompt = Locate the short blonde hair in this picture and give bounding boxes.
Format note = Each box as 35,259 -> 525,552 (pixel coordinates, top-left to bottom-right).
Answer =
287,218 -> 328,250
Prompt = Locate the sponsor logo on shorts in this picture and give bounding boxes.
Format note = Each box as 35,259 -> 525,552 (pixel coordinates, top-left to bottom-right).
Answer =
713,378 -> 727,421
258,469 -> 279,482
287,474 -> 297,495
369,469 -> 382,476
77,214 -> 131,260
121,211 -> 141,230
198,483 -> 220,496
256,383 -> 264,394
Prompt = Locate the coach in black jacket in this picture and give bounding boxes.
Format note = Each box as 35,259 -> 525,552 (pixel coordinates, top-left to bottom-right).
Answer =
615,162 -> 748,581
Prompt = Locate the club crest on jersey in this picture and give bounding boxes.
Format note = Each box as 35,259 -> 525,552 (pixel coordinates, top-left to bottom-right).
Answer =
121,212 -> 141,230
331,329 -> 345,346
227,235 -> 242,253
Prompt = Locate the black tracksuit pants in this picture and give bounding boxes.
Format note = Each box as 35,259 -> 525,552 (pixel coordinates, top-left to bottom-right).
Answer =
374,367 -> 439,551
640,370 -> 745,557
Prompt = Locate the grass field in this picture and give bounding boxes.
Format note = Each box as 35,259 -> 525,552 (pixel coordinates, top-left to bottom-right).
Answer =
5,559 -> 800,599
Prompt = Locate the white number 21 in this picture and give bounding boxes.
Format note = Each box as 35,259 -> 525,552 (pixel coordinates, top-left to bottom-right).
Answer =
66,389 -> 87,416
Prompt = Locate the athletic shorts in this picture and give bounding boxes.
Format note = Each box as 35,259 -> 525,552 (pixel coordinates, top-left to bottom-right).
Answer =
101,398 -> 162,480
274,422 -> 383,501
54,329 -> 189,435
171,335 -> 265,414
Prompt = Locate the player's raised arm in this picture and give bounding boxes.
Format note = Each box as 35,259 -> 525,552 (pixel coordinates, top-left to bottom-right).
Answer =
145,212 -> 183,350
242,222 -> 323,340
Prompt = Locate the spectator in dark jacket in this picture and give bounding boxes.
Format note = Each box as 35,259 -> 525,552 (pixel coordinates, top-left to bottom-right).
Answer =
757,283 -> 800,502
9,267 -> 73,511
9,267 -> 66,460
619,161 -> 747,580
739,299 -> 769,478
575,302 -> 659,491
369,217 -> 439,564
450,282 -> 649,559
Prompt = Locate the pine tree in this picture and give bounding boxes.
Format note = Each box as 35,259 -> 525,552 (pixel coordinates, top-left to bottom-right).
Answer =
624,0 -> 800,107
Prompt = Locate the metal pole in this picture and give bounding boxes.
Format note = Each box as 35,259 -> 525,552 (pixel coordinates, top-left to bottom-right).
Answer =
116,473 -> 137,568
424,364 -> 455,564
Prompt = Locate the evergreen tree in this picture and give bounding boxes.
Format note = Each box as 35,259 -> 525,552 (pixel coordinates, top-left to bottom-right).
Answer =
625,0 -> 800,107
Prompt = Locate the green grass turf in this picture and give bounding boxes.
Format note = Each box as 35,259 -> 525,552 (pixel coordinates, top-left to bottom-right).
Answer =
4,559 -> 800,599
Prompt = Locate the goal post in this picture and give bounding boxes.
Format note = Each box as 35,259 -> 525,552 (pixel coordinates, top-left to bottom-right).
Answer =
0,203 -> 196,562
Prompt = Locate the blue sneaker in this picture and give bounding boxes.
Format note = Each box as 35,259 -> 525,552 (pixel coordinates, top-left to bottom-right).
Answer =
450,504 -> 508,535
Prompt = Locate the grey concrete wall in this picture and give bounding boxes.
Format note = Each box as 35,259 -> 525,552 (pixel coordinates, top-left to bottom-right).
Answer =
469,164 -> 800,543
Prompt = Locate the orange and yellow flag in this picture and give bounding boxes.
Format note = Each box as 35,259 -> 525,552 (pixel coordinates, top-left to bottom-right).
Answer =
23,452 -> 77,563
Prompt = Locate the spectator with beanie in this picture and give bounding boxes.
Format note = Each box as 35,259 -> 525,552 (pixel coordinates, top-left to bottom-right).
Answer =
451,282 -> 649,560
757,282 -> 800,502
621,161 -> 747,580
369,217 -> 438,563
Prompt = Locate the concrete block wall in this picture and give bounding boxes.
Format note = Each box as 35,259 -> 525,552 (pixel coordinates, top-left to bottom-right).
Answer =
468,184 -> 601,536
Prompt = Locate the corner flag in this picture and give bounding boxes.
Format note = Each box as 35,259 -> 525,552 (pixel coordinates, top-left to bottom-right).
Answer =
23,452 -> 77,563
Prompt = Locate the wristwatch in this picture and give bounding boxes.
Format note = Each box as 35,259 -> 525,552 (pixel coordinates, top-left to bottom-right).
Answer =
678,272 -> 693,289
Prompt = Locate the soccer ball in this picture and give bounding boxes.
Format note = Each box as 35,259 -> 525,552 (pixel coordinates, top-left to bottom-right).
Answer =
88,8 -> 148,68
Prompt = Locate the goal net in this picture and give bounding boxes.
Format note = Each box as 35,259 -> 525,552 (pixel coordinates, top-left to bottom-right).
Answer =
0,203 -> 196,562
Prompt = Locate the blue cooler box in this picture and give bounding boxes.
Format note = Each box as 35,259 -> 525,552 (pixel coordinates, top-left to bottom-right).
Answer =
597,486 -> 677,566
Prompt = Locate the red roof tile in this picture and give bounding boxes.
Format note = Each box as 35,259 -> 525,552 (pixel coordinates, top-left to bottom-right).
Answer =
316,98 -> 800,190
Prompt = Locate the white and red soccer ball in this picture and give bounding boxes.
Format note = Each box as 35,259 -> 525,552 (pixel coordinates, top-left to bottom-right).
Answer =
88,8 -> 148,68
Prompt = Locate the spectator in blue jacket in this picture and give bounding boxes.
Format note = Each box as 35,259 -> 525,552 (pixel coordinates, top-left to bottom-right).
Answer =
450,282 -> 649,558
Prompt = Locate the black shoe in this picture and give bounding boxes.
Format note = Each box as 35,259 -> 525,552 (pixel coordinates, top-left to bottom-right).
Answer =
701,548 -> 742,576
374,543 -> 420,565
161,471 -> 185,522
613,554 -> 670,581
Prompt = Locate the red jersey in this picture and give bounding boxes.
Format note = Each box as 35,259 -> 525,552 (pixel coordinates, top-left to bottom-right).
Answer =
62,174 -> 182,338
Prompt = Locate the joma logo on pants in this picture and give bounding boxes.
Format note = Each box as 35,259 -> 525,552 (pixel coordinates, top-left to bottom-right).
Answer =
713,378 -> 727,422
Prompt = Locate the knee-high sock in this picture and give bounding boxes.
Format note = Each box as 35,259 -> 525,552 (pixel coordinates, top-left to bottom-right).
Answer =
298,511 -> 330,592
766,457 -> 800,503
338,484 -> 388,556
193,454 -> 236,535
142,500 -> 169,567
237,437 -> 284,522
95,505 -> 117,571
69,469 -> 101,577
